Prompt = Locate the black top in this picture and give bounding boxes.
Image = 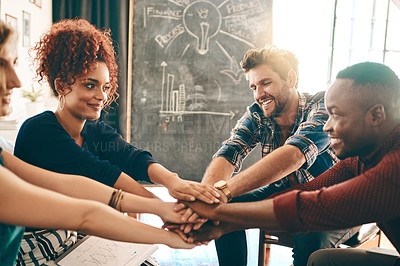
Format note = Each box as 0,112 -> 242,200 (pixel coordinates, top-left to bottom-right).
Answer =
14,111 -> 157,186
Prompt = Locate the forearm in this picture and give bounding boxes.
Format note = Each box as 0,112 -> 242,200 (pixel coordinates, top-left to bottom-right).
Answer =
2,150 -> 156,200
2,150 -> 115,202
121,193 -> 166,214
114,172 -> 157,198
77,202 -> 183,246
214,199 -> 282,231
57,176 -> 167,216
202,157 -> 235,185
147,163 -> 179,185
228,145 -> 305,197
1,159 -> 176,225
52,176 -> 167,216
0,168 -> 189,248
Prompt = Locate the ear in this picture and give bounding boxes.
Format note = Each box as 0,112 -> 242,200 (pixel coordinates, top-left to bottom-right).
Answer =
367,104 -> 386,127
287,69 -> 297,89
54,78 -> 71,96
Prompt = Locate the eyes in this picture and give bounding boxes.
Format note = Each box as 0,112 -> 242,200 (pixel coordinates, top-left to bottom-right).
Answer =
250,81 -> 272,91
0,58 -> 18,68
83,82 -> 111,92
328,111 -> 340,119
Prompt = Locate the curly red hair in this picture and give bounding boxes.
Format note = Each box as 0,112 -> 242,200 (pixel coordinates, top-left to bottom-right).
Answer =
34,18 -> 119,108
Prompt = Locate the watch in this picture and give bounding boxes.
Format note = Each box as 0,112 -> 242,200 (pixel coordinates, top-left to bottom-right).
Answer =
214,180 -> 232,202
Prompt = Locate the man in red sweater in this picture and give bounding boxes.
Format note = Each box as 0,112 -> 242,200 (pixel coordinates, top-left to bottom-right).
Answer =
183,62 -> 400,265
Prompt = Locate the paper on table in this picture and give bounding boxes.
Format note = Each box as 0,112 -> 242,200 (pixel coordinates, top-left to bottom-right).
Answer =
57,236 -> 158,266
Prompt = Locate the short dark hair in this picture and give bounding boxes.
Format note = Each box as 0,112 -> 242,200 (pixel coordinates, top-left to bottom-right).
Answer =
337,62 -> 400,114
337,62 -> 399,88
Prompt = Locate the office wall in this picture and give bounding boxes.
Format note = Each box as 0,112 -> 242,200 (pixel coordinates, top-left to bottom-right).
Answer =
0,0 -> 54,122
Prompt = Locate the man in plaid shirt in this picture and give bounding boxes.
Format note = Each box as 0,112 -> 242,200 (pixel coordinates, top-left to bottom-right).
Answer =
199,46 -> 358,266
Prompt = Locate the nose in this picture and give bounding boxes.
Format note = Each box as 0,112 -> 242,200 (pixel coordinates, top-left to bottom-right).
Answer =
255,86 -> 265,100
95,87 -> 107,102
323,116 -> 333,133
7,66 -> 21,89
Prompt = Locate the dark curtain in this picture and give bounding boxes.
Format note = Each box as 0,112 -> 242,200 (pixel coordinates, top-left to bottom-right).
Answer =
52,0 -> 129,136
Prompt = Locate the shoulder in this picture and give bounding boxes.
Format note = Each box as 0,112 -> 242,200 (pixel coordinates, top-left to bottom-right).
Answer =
242,102 -> 263,123
247,102 -> 263,116
15,111 -> 65,154
303,91 -> 325,104
381,146 -> 400,170
19,111 -> 58,133
82,119 -> 120,139
232,103 -> 264,131
299,91 -> 328,121
299,91 -> 326,111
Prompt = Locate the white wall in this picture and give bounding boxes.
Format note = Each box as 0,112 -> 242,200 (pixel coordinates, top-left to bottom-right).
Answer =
1,0 -> 55,122
273,0 -> 336,93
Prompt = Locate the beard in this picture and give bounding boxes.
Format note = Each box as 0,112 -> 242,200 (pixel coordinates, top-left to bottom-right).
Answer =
261,85 -> 292,118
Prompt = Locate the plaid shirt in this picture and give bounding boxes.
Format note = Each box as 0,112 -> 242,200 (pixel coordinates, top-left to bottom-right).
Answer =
214,91 -> 338,190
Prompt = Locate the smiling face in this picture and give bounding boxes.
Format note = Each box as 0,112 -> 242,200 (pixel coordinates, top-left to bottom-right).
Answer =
323,79 -> 377,159
0,34 -> 21,116
61,62 -> 110,121
247,63 -> 294,118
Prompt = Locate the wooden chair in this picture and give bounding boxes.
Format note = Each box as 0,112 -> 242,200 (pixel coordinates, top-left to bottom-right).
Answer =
258,223 -> 381,266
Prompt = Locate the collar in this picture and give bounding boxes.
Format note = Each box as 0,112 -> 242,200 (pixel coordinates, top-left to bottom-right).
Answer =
362,124 -> 400,166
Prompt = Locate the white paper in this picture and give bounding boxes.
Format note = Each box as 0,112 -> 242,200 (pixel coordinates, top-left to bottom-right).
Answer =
57,236 -> 158,266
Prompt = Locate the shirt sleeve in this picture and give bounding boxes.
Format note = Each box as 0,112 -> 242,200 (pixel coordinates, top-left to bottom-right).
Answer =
213,104 -> 262,172
273,154 -> 400,233
85,121 -> 158,183
285,97 -> 331,170
14,113 -> 122,187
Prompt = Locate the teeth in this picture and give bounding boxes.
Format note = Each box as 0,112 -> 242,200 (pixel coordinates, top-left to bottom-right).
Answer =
263,99 -> 272,106
330,138 -> 342,145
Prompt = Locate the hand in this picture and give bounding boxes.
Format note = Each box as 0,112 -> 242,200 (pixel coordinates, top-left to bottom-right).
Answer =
187,220 -> 225,244
166,177 -> 221,204
162,223 -> 210,245
157,202 -> 189,224
165,230 -> 197,249
174,203 -> 208,233
182,198 -> 223,221
177,187 -> 228,224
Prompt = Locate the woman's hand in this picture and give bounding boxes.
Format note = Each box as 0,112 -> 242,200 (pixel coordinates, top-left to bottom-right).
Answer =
173,202 -> 208,233
147,164 -> 220,204
157,202 -> 206,224
166,177 -> 221,204
165,230 -> 198,249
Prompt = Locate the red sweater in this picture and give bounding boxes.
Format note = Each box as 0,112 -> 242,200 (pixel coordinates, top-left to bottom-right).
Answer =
274,124 -> 400,254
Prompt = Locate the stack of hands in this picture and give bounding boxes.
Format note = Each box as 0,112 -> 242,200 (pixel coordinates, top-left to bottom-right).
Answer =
158,180 -> 229,247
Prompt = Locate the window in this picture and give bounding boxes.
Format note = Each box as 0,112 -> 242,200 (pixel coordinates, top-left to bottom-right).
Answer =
329,0 -> 400,83
274,0 -> 400,94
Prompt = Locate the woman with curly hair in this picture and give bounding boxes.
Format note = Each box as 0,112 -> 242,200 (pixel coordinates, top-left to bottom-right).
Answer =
14,19 -> 218,264
0,19 -> 196,266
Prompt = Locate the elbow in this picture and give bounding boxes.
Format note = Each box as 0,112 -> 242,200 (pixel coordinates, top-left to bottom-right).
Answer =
74,202 -> 101,235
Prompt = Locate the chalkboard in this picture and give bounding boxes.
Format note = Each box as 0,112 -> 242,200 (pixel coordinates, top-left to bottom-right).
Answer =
131,0 -> 272,182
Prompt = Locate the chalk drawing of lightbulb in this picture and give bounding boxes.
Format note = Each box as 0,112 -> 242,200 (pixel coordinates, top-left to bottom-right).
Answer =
183,0 -> 222,55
